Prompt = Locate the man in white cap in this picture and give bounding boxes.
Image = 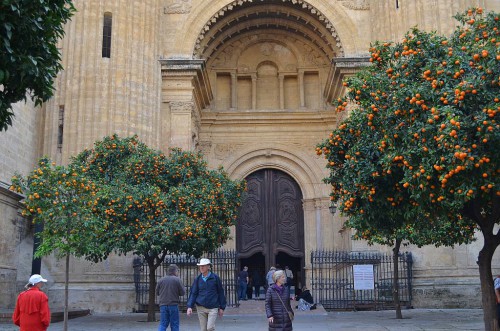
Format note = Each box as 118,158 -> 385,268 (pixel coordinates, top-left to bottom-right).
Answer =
12,274 -> 51,331
187,258 -> 226,331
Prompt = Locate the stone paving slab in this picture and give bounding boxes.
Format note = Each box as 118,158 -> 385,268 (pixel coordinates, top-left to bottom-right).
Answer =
0,309 -> 485,331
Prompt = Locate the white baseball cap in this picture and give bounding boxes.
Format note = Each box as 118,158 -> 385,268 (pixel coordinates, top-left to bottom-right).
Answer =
29,274 -> 48,285
197,258 -> 211,266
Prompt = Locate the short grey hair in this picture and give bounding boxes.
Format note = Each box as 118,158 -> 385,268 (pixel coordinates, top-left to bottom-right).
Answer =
272,270 -> 285,283
167,264 -> 179,275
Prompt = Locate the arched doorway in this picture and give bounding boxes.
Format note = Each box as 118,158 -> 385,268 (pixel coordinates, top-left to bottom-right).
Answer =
237,168 -> 304,295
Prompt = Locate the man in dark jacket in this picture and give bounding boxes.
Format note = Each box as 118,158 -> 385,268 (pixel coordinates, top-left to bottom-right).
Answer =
187,258 -> 226,331
156,264 -> 185,331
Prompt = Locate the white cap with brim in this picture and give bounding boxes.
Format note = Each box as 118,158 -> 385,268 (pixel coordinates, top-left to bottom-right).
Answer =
197,258 -> 211,266
29,274 -> 48,285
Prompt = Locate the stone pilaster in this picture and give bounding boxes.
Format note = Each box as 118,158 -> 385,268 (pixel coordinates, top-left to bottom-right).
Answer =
161,59 -> 213,151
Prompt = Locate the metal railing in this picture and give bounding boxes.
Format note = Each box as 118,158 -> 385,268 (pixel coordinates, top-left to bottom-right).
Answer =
134,250 -> 238,312
311,250 -> 413,311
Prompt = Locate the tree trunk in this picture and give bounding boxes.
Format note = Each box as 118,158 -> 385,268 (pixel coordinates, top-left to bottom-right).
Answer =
465,196 -> 500,331
477,236 -> 498,331
392,238 -> 402,319
63,253 -> 69,331
147,257 -> 157,322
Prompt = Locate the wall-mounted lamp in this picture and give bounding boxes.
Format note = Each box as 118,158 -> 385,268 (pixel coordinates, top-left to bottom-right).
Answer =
329,203 -> 337,215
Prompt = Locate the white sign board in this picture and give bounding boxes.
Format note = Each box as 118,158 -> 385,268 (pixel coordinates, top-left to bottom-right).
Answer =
353,264 -> 374,290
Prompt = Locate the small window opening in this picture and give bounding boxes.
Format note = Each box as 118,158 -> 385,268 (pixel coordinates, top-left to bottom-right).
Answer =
102,13 -> 112,58
57,105 -> 65,152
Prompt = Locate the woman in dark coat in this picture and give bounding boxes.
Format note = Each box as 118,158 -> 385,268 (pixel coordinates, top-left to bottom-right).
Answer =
265,270 -> 293,331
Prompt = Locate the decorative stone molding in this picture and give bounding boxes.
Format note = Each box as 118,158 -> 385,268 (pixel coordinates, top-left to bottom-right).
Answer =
169,101 -> 194,113
194,0 -> 344,58
338,0 -> 369,10
324,57 -> 370,103
161,59 -> 213,113
164,0 -> 192,14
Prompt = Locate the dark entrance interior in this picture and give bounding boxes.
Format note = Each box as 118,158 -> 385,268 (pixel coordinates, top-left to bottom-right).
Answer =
276,252 -> 302,291
237,168 -> 305,294
239,253 -> 266,299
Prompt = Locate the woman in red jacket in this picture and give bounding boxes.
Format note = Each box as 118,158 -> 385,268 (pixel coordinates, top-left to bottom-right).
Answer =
13,274 -> 51,331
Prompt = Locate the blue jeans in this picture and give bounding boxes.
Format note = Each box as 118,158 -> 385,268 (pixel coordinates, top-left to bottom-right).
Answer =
158,305 -> 179,331
238,281 -> 247,300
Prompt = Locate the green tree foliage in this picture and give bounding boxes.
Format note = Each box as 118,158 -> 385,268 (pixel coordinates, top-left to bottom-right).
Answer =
11,158 -> 105,331
72,135 -> 245,321
10,158 -> 106,259
0,0 -> 75,131
318,8 -> 498,327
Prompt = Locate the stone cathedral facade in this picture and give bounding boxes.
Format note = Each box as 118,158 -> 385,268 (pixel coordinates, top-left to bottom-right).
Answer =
1,0 -> 499,312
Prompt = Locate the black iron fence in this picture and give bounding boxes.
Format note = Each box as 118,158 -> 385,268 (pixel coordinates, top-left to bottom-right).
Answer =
133,250 -> 238,312
311,250 -> 413,311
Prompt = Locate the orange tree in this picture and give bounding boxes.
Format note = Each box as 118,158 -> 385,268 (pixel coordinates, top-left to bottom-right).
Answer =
10,158 -> 105,331
318,8 -> 499,327
72,135 -> 245,321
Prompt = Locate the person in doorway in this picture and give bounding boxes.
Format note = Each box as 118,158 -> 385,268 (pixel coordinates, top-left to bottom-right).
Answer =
237,266 -> 249,301
266,266 -> 276,288
246,275 -> 253,300
252,269 -> 264,299
295,286 -> 317,311
284,266 -> 293,291
12,274 -> 51,331
187,258 -> 226,331
265,270 -> 293,331
156,264 -> 185,331
495,274 -> 500,328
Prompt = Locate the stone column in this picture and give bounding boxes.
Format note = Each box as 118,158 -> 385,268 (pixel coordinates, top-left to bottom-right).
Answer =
231,72 -> 237,110
298,70 -> 305,108
314,198 -> 323,250
302,198 -> 318,258
251,74 -> 257,110
279,74 -> 285,110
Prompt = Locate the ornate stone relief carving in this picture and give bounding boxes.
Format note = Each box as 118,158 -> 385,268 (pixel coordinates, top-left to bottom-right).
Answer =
301,43 -> 327,65
338,0 -> 369,10
169,101 -> 194,113
164,0 -> 192,14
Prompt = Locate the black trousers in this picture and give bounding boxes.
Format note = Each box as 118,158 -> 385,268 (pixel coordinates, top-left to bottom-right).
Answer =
497,303 -> 500,327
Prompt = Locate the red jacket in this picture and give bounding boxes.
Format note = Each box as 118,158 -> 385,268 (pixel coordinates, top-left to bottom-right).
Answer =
12,286 -> 51,331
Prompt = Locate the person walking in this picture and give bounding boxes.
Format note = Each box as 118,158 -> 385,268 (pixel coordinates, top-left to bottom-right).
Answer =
237,266 -> 249,301
265,270 -> 293,331
187,258 -> 226,331
156,264 -> 185,331
12,274 -> 51,331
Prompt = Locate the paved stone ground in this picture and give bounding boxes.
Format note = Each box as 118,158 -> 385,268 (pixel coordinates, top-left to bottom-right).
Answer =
0,301 -> 486,331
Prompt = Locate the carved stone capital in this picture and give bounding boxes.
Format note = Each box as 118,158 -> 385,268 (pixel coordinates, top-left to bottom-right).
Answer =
169,101 -> 194,113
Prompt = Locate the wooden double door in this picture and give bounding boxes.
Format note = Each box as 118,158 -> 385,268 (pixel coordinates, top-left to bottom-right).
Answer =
237,169 -> 304,285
